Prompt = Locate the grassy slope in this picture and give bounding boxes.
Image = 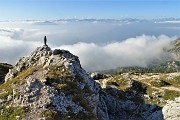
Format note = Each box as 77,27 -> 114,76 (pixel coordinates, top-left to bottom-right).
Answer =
103,73 -> 180,107
0,66 -> 38,119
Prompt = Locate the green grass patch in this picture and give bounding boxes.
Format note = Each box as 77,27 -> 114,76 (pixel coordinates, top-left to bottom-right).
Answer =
0,106 -> 26,120
165,76 -> 180,86
45,65 -> 72,85
106,75 -> 129,90
146,86 -> 156,96
144,86 -> 166,106
41,109 -> 55,119
55,83 -> 68,90
46,66 -> 71,79
150,80 -> 171,87
163,89 -> 180,100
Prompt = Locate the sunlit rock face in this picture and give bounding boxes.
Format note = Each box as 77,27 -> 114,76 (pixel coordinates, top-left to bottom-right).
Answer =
3,45 -> 108,120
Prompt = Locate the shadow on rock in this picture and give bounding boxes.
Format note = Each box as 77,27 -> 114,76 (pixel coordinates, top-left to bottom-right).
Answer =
99,80 -> 164,120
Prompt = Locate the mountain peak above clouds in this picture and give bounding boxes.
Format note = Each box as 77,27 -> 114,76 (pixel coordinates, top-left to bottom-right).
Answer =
2,44 -> 104,119
0,43 -> 178,120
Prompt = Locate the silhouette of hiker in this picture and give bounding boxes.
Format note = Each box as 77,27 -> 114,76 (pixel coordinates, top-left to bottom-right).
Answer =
44,36 -> 47,46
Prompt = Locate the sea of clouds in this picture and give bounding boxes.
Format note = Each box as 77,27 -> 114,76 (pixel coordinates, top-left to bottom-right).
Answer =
0,19 -> 179,71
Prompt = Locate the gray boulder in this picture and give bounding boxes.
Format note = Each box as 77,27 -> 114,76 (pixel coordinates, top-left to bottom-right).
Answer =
162,97 -> 180,120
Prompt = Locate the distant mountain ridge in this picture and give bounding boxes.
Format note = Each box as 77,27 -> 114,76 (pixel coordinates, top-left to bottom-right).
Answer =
4,18 -> 179,24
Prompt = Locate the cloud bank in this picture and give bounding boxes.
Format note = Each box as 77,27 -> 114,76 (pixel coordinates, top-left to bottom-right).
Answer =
0,35 -> 42,64
0,20 -> 178,71
56,35 -> 176,71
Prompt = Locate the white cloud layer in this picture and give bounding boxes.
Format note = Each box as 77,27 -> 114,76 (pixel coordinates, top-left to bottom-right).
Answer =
0,35 -> 42,64
56,35 -> 176,71
0,20 -> 178,71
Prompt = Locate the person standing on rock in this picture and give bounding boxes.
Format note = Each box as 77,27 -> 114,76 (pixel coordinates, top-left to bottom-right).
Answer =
44,36 -> 47,46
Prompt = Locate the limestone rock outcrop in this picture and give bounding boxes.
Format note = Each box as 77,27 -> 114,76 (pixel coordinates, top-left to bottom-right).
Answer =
162,97 -> 180,120
3,45 -> 107,120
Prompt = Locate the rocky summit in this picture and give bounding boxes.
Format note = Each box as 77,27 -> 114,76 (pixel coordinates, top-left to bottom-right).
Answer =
2,45 -> 102,120
0,45 -> 178,120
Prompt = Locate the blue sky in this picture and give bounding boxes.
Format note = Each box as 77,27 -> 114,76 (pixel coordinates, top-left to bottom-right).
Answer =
0,0 -> 179,20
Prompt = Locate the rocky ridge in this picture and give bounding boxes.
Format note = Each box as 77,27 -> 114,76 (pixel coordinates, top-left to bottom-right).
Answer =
0,45 -> 171,120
